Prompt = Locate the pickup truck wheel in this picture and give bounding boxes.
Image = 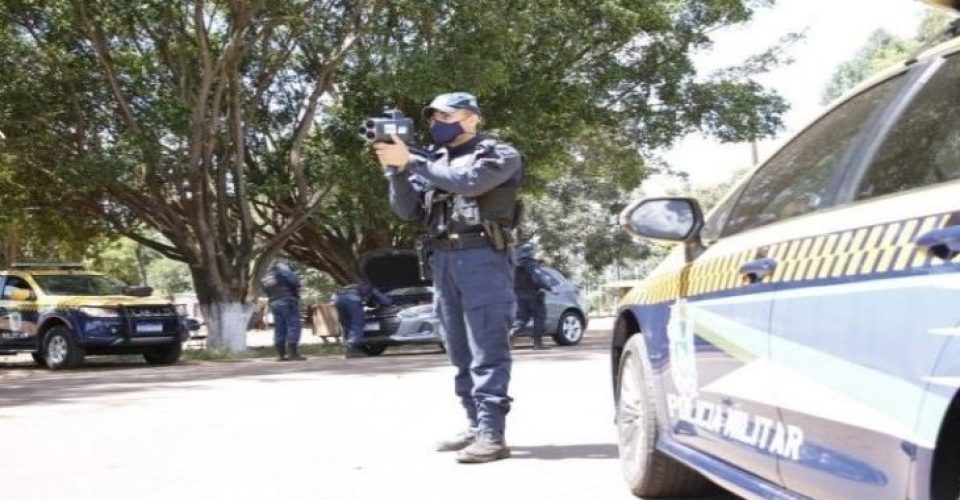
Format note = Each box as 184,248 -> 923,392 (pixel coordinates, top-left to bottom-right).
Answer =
143,341 -> 182,365
43,326 -> 84,370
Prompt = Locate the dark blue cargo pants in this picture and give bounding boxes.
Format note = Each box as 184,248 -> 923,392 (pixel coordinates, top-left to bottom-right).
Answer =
433,246 -> 515,436
514,292 -> 547,336
270,297 -> 302,346
334,295 -> 365,347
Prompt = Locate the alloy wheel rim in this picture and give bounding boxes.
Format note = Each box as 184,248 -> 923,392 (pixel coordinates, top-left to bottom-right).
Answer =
48,336 -> 68,365
562,316 -> 582,341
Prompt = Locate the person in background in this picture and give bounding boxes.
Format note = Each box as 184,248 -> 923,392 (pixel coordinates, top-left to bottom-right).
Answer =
261,261 -> 305,362
512,242 -> 554,350
334,282 -> 392,359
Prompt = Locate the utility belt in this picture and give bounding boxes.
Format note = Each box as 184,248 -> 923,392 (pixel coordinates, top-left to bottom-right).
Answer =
414,224 -> 513,280
432,231 -> 492,251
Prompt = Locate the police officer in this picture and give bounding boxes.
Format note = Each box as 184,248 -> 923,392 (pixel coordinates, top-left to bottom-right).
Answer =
512,242 -> 553,350
334,282 -> 392,359
374,92 -> 521,464
261,261 -> 305,362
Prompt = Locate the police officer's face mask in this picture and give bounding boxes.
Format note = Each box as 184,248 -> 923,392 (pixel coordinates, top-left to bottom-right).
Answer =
430,119 -> 465,145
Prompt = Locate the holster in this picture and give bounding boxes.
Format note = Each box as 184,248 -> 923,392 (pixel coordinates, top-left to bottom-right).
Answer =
415,236 -> 433,281
481,221 -> 512,251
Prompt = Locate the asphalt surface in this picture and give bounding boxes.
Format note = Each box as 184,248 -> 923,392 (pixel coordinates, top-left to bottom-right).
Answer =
0,318 -> 732,500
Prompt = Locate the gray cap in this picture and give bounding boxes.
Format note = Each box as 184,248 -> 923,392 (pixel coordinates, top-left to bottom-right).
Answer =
422,92 -> 481,119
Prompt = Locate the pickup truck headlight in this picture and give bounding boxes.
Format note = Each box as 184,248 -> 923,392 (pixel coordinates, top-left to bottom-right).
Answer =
79,307 -> 120,318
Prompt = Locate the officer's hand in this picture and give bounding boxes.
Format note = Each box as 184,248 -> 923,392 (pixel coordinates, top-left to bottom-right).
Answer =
374,133 -> 410,172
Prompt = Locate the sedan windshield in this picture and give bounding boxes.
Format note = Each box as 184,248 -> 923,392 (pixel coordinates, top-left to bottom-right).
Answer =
33,275 -> 126,296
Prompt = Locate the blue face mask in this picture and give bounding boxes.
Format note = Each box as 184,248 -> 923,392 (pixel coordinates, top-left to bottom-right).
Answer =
430,120 -> 464,145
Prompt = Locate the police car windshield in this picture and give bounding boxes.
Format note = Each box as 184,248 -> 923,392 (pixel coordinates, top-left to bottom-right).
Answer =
33,275 -> 126,296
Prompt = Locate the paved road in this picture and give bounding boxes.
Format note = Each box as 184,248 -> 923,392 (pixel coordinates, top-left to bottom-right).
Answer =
0,319 -> 730,500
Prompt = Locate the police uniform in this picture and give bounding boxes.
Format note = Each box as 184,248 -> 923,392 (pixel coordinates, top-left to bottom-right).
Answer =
513,249 -> 552,349
387,94 -> 522,463
261,263 -> 304,361
334,283 -> 392,358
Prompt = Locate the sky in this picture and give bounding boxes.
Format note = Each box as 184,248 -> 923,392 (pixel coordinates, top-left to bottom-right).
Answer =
646,0 -> 944,192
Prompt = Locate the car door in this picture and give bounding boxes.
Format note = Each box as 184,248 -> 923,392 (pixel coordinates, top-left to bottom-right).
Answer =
664,67 -> 913,485
539,268 -> 563,326
769,53 -> 960,500
0,275 -> 40,349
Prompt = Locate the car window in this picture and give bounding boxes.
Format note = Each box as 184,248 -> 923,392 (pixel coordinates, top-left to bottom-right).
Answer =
32,275 -> 125,296
857,55 -> 960,199
2,276 -> 34,299
722,74 -> 906,237
540,268 -> 561,288
701,183 -> 747,243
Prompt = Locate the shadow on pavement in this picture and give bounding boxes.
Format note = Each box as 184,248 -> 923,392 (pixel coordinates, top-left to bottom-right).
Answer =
0,324 -> 614,410
511,443 -> 618,460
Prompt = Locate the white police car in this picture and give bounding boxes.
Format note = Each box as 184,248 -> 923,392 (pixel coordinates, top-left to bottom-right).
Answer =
612,10 -> 960,500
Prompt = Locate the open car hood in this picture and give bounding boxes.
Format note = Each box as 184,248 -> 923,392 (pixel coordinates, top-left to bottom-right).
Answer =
357,248 -> 429,292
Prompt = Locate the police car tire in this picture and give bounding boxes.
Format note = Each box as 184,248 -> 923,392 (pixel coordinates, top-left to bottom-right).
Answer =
553,311 -> 585,346
361,345 -> 387,356
616,334 -> 712,498
43,326 -> 84,370
143,341 -> 182,365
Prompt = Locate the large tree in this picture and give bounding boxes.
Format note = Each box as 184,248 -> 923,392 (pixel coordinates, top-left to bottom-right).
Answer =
274,0 -> 791,284
1,0 -> 377,350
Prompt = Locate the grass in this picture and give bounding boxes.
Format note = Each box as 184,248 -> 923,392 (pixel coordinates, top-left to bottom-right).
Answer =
181,342 -> 345,361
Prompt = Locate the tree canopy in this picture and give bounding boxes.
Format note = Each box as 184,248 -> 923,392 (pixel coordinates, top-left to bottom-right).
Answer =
1,0 -> 793,349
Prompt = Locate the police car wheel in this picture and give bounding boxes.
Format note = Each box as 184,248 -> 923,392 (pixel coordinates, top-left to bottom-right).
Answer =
361,345 -> 387,356
143,342 -> 182,365
30,352 -> 45,366
616,334 -> 712,497
553,311 -> 584,346
43,326 -> 84,370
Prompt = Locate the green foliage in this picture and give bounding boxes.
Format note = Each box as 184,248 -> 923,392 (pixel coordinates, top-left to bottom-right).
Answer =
821,11 -> 957,105
285,0 -> 792,283
82,236 -> 194,295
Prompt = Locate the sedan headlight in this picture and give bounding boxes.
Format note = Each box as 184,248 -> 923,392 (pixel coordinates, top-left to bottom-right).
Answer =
79,307 -> 120,318
397,305 -> 435,319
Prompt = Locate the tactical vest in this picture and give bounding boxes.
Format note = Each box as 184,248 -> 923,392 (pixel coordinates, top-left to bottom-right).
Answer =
515,261 -> 541,293
421,136 -> 522,237
261,270 -> 296,301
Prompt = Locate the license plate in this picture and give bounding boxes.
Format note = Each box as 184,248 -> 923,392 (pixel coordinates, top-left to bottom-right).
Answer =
364,321 -> 379,332
136,323 -> 164,334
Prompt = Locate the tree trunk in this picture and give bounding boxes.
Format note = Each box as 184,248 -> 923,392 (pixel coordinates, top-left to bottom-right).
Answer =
199,301 -> 252,352
192,267 -> 253,353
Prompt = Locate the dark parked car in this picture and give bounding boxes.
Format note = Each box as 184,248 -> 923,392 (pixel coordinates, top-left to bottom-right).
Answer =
358,249 -> 588,356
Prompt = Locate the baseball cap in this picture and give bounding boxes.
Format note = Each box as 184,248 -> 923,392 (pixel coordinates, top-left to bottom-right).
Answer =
421,92 -> 481,119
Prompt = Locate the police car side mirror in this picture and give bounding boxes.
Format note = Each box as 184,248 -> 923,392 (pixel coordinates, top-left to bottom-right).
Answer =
619,197 -> 704,244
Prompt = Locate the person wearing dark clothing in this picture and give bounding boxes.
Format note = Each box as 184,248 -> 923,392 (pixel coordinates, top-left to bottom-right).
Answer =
513,242 -> 553,350
375,91 -> 522,464
261,262 -> 304,361
334,283 -> 392,358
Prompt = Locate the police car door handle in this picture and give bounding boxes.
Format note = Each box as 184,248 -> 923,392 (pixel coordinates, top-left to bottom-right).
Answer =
916,225 -> 960,260
740,257 -> 778,284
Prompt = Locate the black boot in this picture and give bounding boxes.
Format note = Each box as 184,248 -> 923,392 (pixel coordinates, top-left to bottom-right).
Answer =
287,344 -> 306,361
275,343 -> 288,362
